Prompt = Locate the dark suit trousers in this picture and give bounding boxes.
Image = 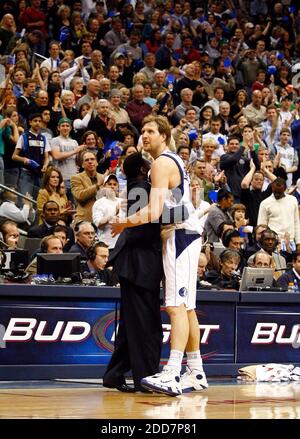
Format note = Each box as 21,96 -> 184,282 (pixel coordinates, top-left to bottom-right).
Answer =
103,277 -> 162,390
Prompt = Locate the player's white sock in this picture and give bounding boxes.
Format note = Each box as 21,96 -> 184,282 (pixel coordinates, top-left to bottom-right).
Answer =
166,350 -> 184,374
186,350 -> 203,372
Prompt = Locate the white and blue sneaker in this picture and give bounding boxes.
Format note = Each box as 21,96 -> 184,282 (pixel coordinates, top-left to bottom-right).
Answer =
141,366 -> 182,396
181,367 -> 208,393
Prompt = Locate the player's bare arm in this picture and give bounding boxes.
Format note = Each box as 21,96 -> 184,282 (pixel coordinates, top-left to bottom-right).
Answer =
111,157 -> 179,236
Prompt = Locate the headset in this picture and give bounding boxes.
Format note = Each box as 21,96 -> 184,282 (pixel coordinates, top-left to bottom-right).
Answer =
0,220 -> 17,248
86,241 -> 108,261
0,249 -> 6,269
221,229 -> 240,248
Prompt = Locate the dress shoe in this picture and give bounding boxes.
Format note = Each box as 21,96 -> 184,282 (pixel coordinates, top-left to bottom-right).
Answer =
103,381 -> 136,393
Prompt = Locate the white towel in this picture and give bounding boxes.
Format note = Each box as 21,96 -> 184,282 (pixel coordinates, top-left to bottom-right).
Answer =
238,363 -> 295,382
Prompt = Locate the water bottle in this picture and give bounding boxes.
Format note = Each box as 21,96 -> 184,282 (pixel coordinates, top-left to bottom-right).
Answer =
293,279 -> 299,293
48,274 -> 55,284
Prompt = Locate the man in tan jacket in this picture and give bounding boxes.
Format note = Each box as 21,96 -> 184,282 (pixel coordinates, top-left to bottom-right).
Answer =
71,151 -> 104,224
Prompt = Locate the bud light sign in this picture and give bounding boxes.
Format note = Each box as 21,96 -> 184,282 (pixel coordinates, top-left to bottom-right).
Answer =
236,305 -> 300,363
0,299 -> 235,368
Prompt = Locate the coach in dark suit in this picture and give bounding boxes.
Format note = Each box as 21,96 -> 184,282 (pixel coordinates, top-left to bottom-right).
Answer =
103,153 -> 163,393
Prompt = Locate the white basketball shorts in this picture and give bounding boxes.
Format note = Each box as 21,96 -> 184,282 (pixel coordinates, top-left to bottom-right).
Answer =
162,228 -> 201,310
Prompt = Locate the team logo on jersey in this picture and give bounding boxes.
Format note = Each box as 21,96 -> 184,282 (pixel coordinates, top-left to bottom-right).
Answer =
178,287 -> 188,297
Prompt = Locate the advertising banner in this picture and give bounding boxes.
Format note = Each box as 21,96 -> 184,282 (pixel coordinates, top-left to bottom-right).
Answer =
0,299 -> 236,367
0,300 -> 116,365
236,305 -> 300,363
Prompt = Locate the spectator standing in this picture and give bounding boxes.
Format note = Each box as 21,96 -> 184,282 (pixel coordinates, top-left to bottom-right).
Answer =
272,128 -> 298,188
92,174 -> 121,250
220,136 -> 259,202
0,14 -> 16,55
257,177 -> 300,251
12,112 -> 50,198
243,90 -> 266,126
205,87 -> 225,116
40,40 -> 61,72
204,188 -> 235,243
71,150 -> 104,224
87,98 -> 120,145
125,85 -> 152,132
240,160 -> 276,226
155,32 -> 175,70
237,48 -> 267,95
17,78 -> 37,120
75,79 -> 101,110
103,17 -> 128,55
50,117 -> 85,198
19,0 -> 48,45
0,187 -> 35,229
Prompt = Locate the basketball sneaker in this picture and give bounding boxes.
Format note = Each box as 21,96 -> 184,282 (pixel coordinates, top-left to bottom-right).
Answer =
140,366 -> 182,396
181,367 -> 208,393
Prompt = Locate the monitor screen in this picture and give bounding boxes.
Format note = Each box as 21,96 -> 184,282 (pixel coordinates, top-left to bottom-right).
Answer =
2,249 -> 29,271
239,267 -> 274,291
36,253 -> 81,280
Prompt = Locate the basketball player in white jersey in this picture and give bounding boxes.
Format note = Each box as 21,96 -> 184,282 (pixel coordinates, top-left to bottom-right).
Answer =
111,115 -> 208,396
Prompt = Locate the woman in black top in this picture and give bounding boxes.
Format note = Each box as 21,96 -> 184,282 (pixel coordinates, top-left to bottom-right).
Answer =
206,249 -> 241,290
230,89 -> 248,121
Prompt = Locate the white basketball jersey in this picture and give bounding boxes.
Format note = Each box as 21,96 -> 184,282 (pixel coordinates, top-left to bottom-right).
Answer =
158,151 -> 202,233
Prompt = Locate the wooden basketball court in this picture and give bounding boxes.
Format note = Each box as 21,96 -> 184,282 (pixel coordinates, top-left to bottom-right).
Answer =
0,378 -> 300,419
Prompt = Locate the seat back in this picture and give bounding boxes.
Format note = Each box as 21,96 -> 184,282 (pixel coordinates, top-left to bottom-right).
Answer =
24,238 -> 41,260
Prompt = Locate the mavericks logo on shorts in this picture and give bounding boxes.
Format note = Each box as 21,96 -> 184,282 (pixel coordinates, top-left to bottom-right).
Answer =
178,287 -> 188,297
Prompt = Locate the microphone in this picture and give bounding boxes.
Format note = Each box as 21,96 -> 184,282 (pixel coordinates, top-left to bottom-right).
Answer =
231,270 -> 241,280
0,239 -> 9,248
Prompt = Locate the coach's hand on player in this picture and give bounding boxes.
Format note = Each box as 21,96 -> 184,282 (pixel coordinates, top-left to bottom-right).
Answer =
110,216 -> 126,237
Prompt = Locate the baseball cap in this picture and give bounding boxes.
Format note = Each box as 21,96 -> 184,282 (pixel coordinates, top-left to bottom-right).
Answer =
31,29 -> 43,38
114,52 -> 125,60
58,117 -> 72,126
245,22 -> 254,28
104,173 -> 118,184
280,95 -> 292,102
110,88 -> 123,98
28,112 -> 42,121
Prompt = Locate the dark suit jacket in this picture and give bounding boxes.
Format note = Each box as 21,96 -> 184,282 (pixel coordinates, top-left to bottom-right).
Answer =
68,242 -> 87,258
28,222 -> 74,249
108,178 -> 163,291
80,260 -> 116,286
28,222 -> 54,238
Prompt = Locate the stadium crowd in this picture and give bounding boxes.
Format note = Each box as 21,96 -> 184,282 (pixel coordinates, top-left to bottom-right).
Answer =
0,0 -> 300,290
